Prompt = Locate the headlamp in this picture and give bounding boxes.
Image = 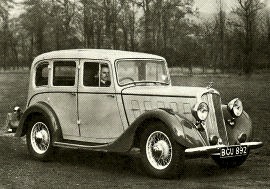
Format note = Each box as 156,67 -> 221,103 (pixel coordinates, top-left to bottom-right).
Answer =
227,98 -> 243,118
192,102 -> 209,121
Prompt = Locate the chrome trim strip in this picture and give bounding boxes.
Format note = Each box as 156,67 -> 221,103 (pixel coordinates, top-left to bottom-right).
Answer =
213,94 -> 228,143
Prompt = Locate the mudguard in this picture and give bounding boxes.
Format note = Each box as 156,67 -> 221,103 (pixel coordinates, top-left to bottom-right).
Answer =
222,105 -> 253,144
185,107 -> 262,157
105,108 -> 206,153
15,102 -> 63,142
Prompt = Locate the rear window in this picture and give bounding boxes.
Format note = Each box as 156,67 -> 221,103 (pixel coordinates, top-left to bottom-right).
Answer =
35,63 -> 49,86
53,61 -> 76,86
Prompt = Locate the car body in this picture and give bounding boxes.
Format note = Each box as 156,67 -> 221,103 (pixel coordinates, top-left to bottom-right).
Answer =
15,49 -> 262,178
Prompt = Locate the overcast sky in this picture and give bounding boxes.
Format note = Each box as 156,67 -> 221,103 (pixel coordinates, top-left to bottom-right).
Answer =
195,0 -> 237,13
10,0 -> 270,18
195,0 -> 270,13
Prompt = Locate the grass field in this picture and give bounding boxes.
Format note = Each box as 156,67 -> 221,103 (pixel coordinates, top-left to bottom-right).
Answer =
0,73 -> 29,129
0,72 -> 269,153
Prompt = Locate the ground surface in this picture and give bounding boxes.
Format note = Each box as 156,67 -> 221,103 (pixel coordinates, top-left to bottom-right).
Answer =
0,72 -> 269,188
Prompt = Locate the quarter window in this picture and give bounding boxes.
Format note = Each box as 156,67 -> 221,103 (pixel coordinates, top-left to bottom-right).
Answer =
53,61 -> 76,86
35,63 -> 49,87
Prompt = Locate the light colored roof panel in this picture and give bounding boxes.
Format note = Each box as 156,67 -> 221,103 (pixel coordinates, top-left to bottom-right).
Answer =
33,49 -> 165,63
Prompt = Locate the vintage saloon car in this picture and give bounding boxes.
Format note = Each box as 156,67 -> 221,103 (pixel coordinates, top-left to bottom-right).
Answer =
15,49 -> 262,178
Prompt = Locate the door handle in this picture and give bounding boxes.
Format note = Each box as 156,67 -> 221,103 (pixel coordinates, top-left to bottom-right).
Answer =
106,94 -> 115,98
70,92 -> 76,96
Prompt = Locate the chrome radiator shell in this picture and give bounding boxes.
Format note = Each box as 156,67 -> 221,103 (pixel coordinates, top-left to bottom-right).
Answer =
202,93 -> 228,145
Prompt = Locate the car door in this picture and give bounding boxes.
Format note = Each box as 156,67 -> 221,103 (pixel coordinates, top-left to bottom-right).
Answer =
49,60 -> 80,138
77,60 -> 124,143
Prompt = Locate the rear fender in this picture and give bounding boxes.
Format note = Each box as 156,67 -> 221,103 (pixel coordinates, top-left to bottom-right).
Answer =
15,102 -> 63,142
106,109 -> 206,152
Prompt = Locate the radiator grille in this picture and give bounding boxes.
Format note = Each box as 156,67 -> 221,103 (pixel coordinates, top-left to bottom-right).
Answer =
202,93 -> 228,145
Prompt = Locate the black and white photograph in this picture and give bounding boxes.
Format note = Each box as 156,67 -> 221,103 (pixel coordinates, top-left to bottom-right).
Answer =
0,0 -> 269,188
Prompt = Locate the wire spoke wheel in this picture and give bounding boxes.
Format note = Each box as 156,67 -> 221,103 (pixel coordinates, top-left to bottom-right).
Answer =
146,131 -> 172,170
30,122 -> 50,154
140,122 -> 185,178
27,116 -> 55,161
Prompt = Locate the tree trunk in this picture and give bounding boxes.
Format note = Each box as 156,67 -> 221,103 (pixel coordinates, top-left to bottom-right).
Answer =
3,16 -> 9,70
122,26 -> 128,50
83,2 -> 95,48
55,23 -> 61,50
9,34 -> 19,69
29,33 -> 34,68
219,8 -> 225,73
36,18 -> 44,54
143,0 -> 152,52
96,24 -> 102,49
129,5 -> 136,51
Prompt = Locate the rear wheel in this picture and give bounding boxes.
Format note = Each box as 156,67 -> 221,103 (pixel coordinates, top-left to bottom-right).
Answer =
140,122 -> 185,178
26,116 -> 55,161
211,154 -> 249,168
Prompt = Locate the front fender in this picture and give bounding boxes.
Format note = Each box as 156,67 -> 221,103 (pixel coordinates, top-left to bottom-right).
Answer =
222,105 -> 252,144
15,102 -> 63,142
106,109 -> 206,152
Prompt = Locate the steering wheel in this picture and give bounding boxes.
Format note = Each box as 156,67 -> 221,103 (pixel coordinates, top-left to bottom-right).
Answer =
119,77 -> 134,83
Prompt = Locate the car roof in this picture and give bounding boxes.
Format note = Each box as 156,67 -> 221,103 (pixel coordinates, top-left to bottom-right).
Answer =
33,49 -> 165,63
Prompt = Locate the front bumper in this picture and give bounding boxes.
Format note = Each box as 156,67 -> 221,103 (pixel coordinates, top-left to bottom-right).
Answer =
185,141 -> 263,158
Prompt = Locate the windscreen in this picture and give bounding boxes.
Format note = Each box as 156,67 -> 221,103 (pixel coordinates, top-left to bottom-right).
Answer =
116,59 -> 169,86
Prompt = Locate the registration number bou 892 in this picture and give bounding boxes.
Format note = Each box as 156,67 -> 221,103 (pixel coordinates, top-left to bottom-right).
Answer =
220,145 -> 248,158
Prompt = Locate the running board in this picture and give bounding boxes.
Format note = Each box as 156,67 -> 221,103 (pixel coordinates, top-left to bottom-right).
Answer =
54,141 -> 141,156
53,141 -> 109,152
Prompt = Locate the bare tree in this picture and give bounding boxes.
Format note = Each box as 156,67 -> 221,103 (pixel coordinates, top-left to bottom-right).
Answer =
81,0 -> 95,48
21,0 -> 49,55
234,0 -> 265,74
200,18 -> 216,73
139,0 -> 153,52
266,11 -> 270,70
217,0 -> 226,73
0,0 -> 13,70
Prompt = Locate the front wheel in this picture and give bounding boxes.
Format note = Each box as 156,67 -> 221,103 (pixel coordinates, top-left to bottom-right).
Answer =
26,116 -> 55,161
211,154 -> 249,168
140,122 -> 185,178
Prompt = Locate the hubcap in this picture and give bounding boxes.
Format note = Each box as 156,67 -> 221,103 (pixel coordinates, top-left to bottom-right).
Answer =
146,131 -> 172,170
30,122 -> 50,154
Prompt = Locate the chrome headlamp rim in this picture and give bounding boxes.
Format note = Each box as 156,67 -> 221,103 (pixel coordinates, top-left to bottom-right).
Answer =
227,98 -> 243,118
192,102 -> 209,121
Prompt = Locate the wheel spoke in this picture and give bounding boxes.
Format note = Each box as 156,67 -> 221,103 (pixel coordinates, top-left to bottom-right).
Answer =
30,122 -> 50,155
146,130 -> 172,170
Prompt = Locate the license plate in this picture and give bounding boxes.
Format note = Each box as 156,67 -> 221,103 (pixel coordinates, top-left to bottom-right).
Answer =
220,145 -> 248,158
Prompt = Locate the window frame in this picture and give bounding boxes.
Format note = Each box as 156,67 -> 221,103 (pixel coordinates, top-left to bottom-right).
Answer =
52,60 -> 77,87
34,62 -> 49,88
81,60 -> 112,88
115,58 -> 170,87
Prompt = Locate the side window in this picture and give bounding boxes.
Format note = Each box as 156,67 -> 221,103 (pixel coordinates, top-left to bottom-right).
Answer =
53,61 -> 76,86
83,63 -> 111,87
35,63 -> 49,87
83,63 -> 99,87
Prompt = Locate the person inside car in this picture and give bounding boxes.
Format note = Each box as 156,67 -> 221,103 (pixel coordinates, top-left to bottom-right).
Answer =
100,65 -> 111,87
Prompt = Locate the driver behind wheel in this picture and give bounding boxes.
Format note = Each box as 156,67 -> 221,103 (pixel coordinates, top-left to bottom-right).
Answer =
100,65 -> 111,87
